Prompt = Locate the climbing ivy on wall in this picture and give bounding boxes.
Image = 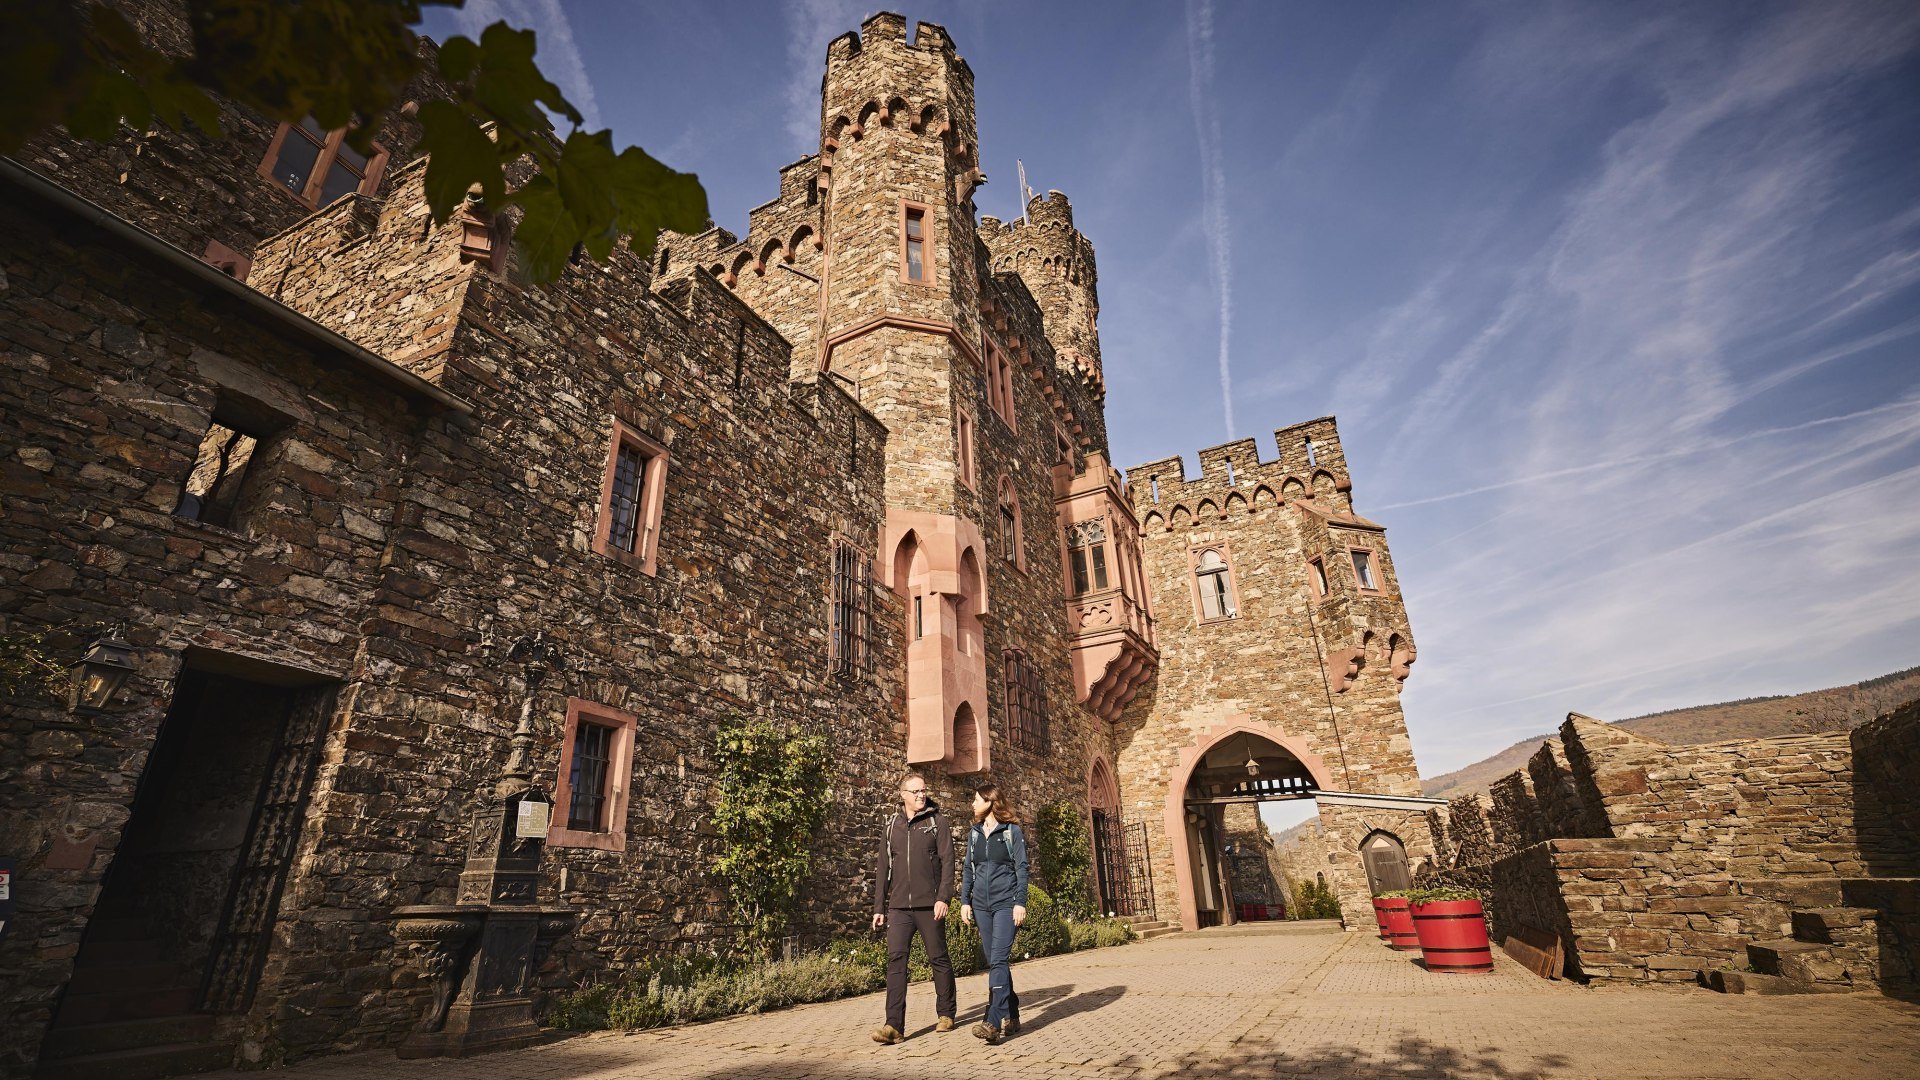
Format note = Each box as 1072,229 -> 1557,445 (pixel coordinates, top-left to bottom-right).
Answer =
711,713 -> 831,958
1032,800 -> 1096,921
0,626 -> 66,701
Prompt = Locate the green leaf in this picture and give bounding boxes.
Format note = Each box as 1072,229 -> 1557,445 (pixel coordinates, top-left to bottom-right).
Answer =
437,34 -> 479,83
470,22 -> 579,135
509,175 -> 575,283
416,99 -> 502,221
610,145 -> 708,259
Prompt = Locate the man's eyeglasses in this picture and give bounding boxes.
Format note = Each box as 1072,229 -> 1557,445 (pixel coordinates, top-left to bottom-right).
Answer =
901,787 -> 928,797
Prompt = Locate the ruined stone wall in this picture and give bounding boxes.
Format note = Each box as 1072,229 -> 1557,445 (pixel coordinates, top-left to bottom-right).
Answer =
1848,699 -> 1920,876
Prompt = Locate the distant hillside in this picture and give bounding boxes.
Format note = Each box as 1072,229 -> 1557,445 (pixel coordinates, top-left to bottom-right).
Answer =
1421,665 -> 1920,800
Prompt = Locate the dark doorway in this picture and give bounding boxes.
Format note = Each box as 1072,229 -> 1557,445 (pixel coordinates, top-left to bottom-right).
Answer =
39,669 -> 333,1076
1361,831 -> 1412,895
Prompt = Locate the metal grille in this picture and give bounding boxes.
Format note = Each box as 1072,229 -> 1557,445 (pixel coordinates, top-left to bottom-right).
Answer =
200,685 -> 335,1013
608,442 -> 647,553
830,542 -> 873,678
568,722 -> 615,831
1232,775 -> 1314,797
1094,816 -> 1155,919
1003,650 -> 1047,749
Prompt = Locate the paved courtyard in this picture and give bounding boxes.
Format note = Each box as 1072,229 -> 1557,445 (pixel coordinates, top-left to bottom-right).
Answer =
216,922 -> 1920,1079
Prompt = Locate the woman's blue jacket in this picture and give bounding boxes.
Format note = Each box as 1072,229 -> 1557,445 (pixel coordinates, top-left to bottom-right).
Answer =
960,820 -> 1030,910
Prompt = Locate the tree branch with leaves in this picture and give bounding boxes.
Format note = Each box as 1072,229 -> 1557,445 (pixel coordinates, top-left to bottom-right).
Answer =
0,0 -> 707,281
711,714 -> 832,959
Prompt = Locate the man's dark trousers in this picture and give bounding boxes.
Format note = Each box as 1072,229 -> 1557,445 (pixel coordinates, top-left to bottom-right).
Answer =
884,907 -> 955,1030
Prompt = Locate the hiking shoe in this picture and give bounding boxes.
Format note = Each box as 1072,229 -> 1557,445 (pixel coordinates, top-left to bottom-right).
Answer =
971,1021 -> 1002,1045
1003,1016 -> 1020,1036
871,1025 -> 903,1044
935,1016 -> 955,1032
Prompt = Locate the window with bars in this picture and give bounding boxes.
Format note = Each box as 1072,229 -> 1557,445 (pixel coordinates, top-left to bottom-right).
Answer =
259,117 -> 387,210
830,541 -> 874,678
593,420 -> 668,575
566,720 -> 616,831
1004,650 -> 1048,750
1067,519 -> 1110,597
997,477 -> 1022,568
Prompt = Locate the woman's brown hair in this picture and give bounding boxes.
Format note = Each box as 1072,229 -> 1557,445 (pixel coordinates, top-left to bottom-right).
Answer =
972,782 -> 1018,825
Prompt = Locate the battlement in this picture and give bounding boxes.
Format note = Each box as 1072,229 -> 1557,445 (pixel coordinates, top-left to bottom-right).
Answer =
828,12 -> 962,64
1125,417 -> 1355,514
980,189 -> 1102,393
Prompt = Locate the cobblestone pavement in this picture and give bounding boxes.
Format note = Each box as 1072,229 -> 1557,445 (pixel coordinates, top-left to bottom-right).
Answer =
214,922 -> 1920,1079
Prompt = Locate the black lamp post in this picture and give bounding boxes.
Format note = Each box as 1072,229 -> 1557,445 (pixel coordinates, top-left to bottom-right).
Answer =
68,629 -> 136,712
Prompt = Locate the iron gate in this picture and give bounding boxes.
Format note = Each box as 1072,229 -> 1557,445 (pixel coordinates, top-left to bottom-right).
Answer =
1094,816 -> 1155,919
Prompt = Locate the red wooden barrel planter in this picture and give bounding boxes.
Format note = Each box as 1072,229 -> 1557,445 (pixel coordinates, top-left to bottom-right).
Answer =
1377,897 -> 1419,951
1411,899 -> 1494,973
1370,897 -> 1389,940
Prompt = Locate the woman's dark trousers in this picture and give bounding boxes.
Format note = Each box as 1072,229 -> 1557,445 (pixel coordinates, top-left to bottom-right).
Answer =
976,904 -> 1021,1029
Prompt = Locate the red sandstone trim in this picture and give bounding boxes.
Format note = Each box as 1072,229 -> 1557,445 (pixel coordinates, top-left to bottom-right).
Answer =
1346,544 -> 1384,595
820,314 -> 981,371
957,407 -> 977,490
591,418 -> 668,577
548,697 -> 638,852
898,199 -> 936,287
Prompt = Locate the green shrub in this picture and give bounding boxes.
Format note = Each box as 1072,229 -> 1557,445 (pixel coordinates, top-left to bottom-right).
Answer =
946,909 -> 983,976
1068,920 -> 1098,951
545,984 -> 617,1031
1031,802 -> 1096,920
1092,917 -> 1135,947
1407,886 -> 1482,904
1292,878 -> 1343,919
1017,884 -> 1070,958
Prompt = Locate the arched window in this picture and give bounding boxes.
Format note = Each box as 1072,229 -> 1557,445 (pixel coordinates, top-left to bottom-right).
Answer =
1195,548 -> 1235,620
997,478 -> 1022,568
1004,649 -> 1047,749
1066,519 -> 1109,596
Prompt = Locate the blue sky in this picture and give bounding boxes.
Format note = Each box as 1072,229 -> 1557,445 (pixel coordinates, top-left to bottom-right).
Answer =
422,2 -> 1920,802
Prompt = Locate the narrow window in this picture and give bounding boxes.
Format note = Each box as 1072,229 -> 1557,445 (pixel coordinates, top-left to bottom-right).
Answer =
831,541 -> 874,677
957,410 -> 976,488
550,698 -> 637,851
1067,520 -> 1111,597
985,342 -> 1015,428
1151,475 -> 1161,503
174,400 -> 284,529
998,480 -> 1022,567
1308,556 -> 1329,598
1351,549 -> 1378,591
1305,437 -> 1318,466
1056,428 -> 1074,468
593,420 -> 669,575
566,720 -> 616,831
903,205 -> 927,282
1004,650 -> 1048,750
259,117 -> 388,210
913,594 -> 925,640
1225,459 -> 1237,486
1196,549 -> 1234,620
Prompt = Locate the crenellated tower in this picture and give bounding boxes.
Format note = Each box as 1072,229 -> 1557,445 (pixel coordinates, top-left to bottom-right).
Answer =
980,190 -> 1104,394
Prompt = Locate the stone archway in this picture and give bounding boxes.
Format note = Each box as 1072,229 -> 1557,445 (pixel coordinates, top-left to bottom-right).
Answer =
1162,720 -> 1335,932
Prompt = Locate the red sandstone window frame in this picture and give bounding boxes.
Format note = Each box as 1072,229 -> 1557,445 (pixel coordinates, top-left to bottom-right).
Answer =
984,338 -> 1017,431
257,119 -> 389,211
957,408 -> 977,489
1188,543 -> 1243,624
592,418 -> 669,576
1306,556 -> 1329,601
899,200 -> 936,286
997,475 -> 1025,573
548,697 -> 637,852
1347,545 -> 1383,595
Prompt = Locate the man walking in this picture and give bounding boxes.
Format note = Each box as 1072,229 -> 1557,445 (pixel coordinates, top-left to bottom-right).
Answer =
871,770 -> 956,1044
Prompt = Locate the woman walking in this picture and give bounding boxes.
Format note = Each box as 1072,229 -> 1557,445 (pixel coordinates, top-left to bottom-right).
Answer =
960,781 -> 1028,1044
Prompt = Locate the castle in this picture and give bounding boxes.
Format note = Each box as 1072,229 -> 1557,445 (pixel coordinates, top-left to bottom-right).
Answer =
0,7 -> 1442,1073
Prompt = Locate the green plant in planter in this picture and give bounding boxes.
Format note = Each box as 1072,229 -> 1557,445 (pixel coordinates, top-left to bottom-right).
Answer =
1407,886 -> 1483,904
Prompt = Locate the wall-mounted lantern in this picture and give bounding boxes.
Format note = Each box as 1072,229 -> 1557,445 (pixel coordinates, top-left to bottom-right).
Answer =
68,631 -> 135,712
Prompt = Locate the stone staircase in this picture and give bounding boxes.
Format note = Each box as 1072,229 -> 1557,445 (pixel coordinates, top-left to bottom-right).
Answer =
36,912 -> 231,1080
1706,878 -> 1919,998
1125,914 -> 1180,941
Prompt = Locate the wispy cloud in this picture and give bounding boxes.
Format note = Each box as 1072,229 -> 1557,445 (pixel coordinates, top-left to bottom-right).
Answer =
453,0 -> 602,131
783,0 -> 868,153
1184,0 -> 1235,437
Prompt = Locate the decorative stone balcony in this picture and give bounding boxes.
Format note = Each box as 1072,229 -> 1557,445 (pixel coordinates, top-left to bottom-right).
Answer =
1054,452 -> 1158,723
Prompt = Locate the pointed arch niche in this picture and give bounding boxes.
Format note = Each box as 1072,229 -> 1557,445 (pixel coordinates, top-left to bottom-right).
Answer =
881,510 -> 990,770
